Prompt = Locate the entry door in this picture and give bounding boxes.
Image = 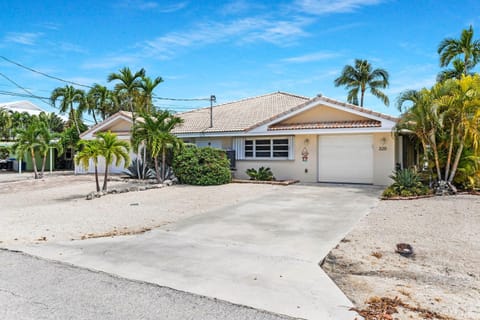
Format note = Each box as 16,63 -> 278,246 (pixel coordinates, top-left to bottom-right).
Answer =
318,134 -> 373,184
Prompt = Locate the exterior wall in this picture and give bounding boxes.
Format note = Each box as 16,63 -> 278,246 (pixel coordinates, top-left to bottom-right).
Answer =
234,134 -> 318,183
281,105 -> 366,124
189,137 -> 233,149
234,133 -> 395,185
372,132 -> 395,185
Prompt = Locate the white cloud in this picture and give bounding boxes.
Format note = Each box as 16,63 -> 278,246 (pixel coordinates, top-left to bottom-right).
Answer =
140,16 -> 311,58
294,0 -> 385,15
4,32 -> 43,45
281,51 -> 340,63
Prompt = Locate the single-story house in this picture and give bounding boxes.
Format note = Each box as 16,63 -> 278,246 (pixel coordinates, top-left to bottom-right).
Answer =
77,92 -> 412,185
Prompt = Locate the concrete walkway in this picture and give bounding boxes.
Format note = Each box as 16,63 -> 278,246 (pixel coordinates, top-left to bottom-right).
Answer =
12,184 -> 381,320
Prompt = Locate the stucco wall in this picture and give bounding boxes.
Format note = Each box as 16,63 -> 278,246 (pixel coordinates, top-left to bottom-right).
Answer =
281,105 -> 366,124
234,133 -> 395,185
234,135 -> 318,183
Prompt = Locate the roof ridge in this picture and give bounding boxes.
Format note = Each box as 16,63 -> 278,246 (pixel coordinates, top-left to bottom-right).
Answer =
176,91 -> 309,116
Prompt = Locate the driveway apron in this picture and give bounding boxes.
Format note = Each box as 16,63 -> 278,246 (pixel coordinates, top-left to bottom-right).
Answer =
12,184 -> 381,320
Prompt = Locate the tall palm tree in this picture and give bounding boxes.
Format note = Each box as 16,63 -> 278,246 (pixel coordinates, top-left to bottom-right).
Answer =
11,118 -> 43,179
438,25 -> 480,76
436,58 -> 474,82
334,59 -> 390,107
107,67 -> 145,119
76,139 -> 102,192
51,85 -> 85,135
132,110 -> 183,183
97,131 -> 130,191
87,84 -> 119,121
140,75 -> 163,113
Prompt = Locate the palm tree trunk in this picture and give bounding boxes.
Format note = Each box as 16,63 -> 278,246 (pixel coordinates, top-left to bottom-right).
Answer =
71,106 -> 81,136
92,112 -> 98,125
154,155 -> 160,183
102,159 -> 109,191
448,140 -> 465,183
30,149 -> 39,179
94,164 -> 100,192
142,142 -> 147,178
161,148 -> 166,182
444,123 -> 455,181
430,132 -> 442,181
40,152 -> 47,178
360,88 -> 365,107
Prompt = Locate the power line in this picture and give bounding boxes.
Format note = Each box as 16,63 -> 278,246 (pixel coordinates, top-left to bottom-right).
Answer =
0,72 -> 51,105
0,55 -> 93,89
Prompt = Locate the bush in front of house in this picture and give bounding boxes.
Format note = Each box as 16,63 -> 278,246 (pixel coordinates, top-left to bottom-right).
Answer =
173,145 -> 231,185
382,168 -> 431,198
246,166 -> 275,181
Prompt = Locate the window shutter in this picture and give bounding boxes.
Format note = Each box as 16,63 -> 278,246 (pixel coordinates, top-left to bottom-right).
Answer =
233,137 -> 245,160
288,136 -> 294,160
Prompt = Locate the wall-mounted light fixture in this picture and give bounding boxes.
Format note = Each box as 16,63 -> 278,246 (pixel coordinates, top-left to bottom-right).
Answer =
304,138 -> 309,145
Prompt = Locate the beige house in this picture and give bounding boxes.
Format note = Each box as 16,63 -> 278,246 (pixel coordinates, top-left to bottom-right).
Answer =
78,92 -> 402,185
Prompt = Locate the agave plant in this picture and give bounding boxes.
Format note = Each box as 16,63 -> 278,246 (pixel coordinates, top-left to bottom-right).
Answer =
383,168 -> 430,197
124,158 -> 156,180
246,166 -> 275,181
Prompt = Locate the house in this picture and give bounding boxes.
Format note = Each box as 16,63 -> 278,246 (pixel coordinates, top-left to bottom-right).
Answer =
77,92 -> 404,185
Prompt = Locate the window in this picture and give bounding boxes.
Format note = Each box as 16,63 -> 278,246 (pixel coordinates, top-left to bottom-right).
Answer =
244,138 -> 291,159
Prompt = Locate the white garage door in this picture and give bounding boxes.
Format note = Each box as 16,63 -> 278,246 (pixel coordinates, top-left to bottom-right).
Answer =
318,134 -> 373,184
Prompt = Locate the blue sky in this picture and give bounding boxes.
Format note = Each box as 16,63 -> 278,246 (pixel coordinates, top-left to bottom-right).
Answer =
1,0 -> 479,123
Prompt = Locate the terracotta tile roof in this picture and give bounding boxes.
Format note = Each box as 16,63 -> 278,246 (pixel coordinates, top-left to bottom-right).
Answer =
268,120 -> 382,131
172,92 -> 309,134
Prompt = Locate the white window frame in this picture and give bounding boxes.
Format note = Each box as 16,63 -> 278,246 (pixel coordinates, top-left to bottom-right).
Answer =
242,137 -> 293,160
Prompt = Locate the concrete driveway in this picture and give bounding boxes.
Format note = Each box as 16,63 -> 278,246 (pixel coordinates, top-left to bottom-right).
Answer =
13,184 -> 381,320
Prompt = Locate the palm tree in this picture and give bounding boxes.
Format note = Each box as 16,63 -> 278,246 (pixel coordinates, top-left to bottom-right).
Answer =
435,75 -> 480,185
132,110 -> 183,182
87,84 -> 119,121
11,118 -> 43,179
436,58 -> 474,82
51,85 -> 85,135
107,67 -> 145,119
438,25 -> 480,76
37,124 -> 63,178
96,131 -> 130,191
334,59 -> 390,107
140,75 -> 163,113
396,88 -> 443,181
76,139 -> 102,192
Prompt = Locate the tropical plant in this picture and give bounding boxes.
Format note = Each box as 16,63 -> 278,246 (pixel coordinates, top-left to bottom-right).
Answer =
107,67 -> 145,118
438,25 -> 480,76
76,139 -> 102,192
38,112 -> 65,133
334,59 -> 390,107
139,75 -> 163,113
436,58 -> 474,82
123,158 -> 156,180
0,108 -> 12,140
11,118 -> 43,179
37,124 -> 63,178
132,110 -> 183,183
51,85 -> 86,135
173,146 -> 231,185
96,131 -> 130,191
246,166 -> 275,181
85,84 -> 119,123
382,168 -> 430,198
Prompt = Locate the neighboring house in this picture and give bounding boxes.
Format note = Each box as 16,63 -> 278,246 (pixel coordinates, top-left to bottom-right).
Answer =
77,92 -> 408,185
0,100 -> 67,172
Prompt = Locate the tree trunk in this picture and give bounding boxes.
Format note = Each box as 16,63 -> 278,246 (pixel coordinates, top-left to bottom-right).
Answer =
94,164 -> 100,192
92,112 -> 98,125
161,148 -> 166,182
360,88 -> 365,107
444,123 -> 455,181
102,159 -> 109,191
448,140 -> 465,184
142,142 -> 147,178
72,107 -> 81,136
430,132 -> 442,181
154,155 -> 160,183
30,149 -> 39,179
40,152 -> 47,179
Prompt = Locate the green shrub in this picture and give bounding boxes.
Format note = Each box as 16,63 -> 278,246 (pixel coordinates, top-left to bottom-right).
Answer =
382,168 -> 431,198
173,145 -> 231,185
246,166 -> 275,181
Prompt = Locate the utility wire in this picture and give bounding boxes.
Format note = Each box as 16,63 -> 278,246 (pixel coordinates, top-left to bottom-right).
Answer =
0,72 -> 51,105
0,55 -> 93,89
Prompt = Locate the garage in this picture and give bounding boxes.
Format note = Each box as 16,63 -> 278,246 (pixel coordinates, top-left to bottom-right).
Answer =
318,134 -> 373,184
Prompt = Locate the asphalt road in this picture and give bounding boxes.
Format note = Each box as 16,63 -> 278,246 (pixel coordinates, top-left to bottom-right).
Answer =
0,249 -> 297,320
